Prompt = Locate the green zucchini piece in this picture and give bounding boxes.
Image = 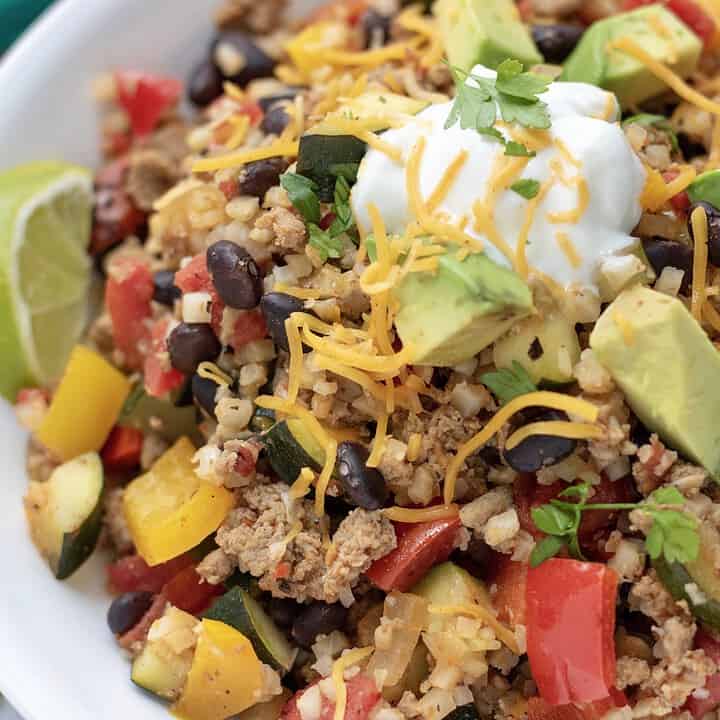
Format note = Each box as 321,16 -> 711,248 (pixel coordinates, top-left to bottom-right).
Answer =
250,406 -> 276,434
296,134 -> 367,202
204,586 -> 297,673
26,452 -> 104,579
654,524 -> 720,632
120,383 -> 199,443
263,418 -> 326,484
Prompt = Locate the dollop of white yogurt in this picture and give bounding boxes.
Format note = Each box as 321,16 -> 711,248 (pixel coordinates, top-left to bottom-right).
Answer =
352,66 -> 646,293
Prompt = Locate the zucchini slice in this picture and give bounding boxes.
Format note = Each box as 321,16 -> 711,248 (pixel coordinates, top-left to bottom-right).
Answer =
263,418 -> 326,484
25,452 -> 104,579
120,383 -> 199,443
296,134 -> 367,201
204,586 -> 298,673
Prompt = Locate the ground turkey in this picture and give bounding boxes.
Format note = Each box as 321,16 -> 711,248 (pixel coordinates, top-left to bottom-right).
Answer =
208,483 -> 396,604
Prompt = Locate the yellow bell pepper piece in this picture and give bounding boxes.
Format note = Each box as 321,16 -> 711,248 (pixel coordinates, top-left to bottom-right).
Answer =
36,345 -> 130,461
285,21 -> 350,75
123,437 -> 234,566
173,620 -> 264,720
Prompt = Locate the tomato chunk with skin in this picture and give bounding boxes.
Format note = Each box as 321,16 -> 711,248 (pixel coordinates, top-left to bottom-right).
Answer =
526,559 -> 619,706
101,426 -> 143,471
163,566 -> 225,615
281,674 -> 381,720
174,253 -> 225,333
231,309 -> 268,349
143,319 -> 186,397
491,557 -> 528,628
105,257 -> 154,370
365,516 -> 461,592
107,553 -> 193,594
685,630 -> 720,718
115,71 -> 182,137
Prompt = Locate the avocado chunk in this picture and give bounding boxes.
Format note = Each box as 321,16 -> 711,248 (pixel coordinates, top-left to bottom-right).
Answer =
561,6 -> 702,107
435,0 -> 542,72
393,249 -> 534,367
688,170 -> 720,208
590,286 -> 720,478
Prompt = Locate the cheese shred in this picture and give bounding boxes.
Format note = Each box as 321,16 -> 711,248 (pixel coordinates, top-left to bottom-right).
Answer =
691,205 -> 709,321
192,140 -> 299,172
505,421 -> 604,452
382,504 -> 459,523
332,647 -> 375,720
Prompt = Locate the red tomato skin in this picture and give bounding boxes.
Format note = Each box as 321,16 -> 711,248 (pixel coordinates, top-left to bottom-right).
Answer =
107,553 -> 193,594
623,0 -> 715,44
143,319 -> 186,398
105,257 -> 154,370
174,253 -> 226,333
685,631 -> 720,717
526,559 -> 618,706
115,71 -> 182,137
365,517 -> 461,592
281,674 -> 381,720
162,566 -> 225,615
491,558 -> 529,628
101,426 -> 143,471
231,309 -> 268,349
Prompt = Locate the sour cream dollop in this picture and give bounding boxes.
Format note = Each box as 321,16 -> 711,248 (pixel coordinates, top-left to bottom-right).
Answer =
352,66 -> 646,293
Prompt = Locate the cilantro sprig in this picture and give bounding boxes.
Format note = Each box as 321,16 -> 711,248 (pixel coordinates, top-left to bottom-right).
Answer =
445,59 -> 552,156
510,178 -> 541,200
481,361 -> 537,406
281,173 -> 357,262
530,484 -> 700,568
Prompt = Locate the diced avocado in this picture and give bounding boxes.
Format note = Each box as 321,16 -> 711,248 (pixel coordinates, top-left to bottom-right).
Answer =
688,169 -> 720,208
493,311 -> 580,384
393,251 -> 534,366
435,0 -> 542,72
317,92 -> 429,133
590,286 -> 720,479
561,6 -> 702,107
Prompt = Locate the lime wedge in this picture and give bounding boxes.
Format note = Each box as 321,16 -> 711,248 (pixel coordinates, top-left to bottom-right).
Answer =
0,162 -> 93,401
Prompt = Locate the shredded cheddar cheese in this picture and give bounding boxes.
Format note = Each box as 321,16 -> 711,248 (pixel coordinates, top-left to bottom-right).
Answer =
367,411 -> 389,467
396,5 -> 444,68
192,140 -> 299,172
383,504 -> 459,523
691,205 -> 710,322
426,149 -> 469,213
555,232 -> 582,269
428,604 -> 520,655
289,467 -> 315,499
332,647 -> 374,720
285,317 -> 304,404
197,361 -> 232,387
505,421 -> 604,452
273,283 -> 335,300
315,440 -> 338,519
224,114 -> 250,150
444,392 -> 599,503
515,178 -> 554,279
547,175 -> 589,225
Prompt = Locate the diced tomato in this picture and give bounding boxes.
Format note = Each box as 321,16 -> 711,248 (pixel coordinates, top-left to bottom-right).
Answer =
366,516 -> 461,592
118,593 -> 167,649
281,674 -> 381,720
114,70 -> 182,138
230,309 -> 267,349
685,630 -> 720,718
143,318 -> 186,397
107,553 -> 194,594
174,253 -> 225,332
491,557 -> 529,628
105,257 -> 154,370
528,690 -> 628,720
305,0 -> 370,26
517,0 -> 534,21
623,0 -> 716,45
527,559 -> 619,706
162,566 -> 224,615
663,170 -> 692,214
275,562 -> 292,580
239,99 -> 264,126
101,426 -> 143,471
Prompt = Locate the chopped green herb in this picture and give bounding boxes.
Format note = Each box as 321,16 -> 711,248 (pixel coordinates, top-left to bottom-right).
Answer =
511,178 -> 541,199
623,113 -> 679,154
481,361 -> 538,405
329,175 -> 355,237
529,482 -> 700,568
328,163 -> 360,184
280,173 -> 321,225
308,224 -> 344,262
504,141 -> 536,158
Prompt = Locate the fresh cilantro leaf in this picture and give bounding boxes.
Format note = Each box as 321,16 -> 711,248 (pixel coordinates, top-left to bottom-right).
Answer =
308,224 -> 343,262
623,113 -> 679,153
558,482 -> 591,503
511,178 -> 541,199
281,173 -> 321,225
530,535 -> 566,568
495,59 -> 552,102
645,521 -> 664,560
497,95 -> 551,130
329,175 -> 355,237
328,162 -> 360,183
481,361 -> 538,405
532,505 -> 575,536
649,486 -> 685,506
445,69 -> 497,133
505,141 -> 536,158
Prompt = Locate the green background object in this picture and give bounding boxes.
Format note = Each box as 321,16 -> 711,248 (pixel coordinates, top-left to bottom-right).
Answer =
0,0 -> 55,54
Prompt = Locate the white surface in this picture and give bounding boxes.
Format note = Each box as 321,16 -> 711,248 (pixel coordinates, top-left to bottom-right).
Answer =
0,2 -> 317,720
353,66 -> 646,293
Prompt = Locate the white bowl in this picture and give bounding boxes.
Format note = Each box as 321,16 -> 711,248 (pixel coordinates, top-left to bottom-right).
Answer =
0,1 -> 315,718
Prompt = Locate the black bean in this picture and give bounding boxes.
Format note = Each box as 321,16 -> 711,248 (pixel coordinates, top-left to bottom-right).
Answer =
237,157 -> 290,199
362,9 -> 392,48
192,372 -> 221,419
267,597 -> 300,629
153,270 -> 181,306
211,32 -> 276,87
188,60 -> 224,107
107,591 -> 154,635
168,323 -> 221,374
531,24 -> 584,64
444,704 -> 481,720
502,410 -> 577,473
260,292 -> 306,352
257,89 -> 303,113
207,240 -> 263,309
336,441 -> 389,510
688,201 -> 720,267
291,602 -> 348,649
642,237 -> 693,294
528,337 -> 544,361
260,105 -> 291,136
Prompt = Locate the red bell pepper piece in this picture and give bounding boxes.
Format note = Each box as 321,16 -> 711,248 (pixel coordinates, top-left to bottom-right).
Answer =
105,256 -> 154,370
365,516 -> 461,592
281,674 -> 381,720
101,426 -> 143,471
162,566 -> 225,615
115,71 -> 182,138
107,553 -> 194,594
143,318 -> 186,398
623,0 -> 716,45
685,630 -> 720,718
230,309 -> 268,349
526,559 -> 619,706
528,689 -> 628,720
